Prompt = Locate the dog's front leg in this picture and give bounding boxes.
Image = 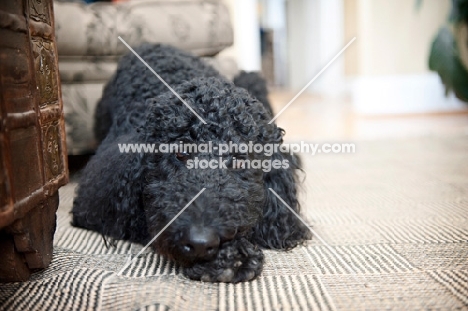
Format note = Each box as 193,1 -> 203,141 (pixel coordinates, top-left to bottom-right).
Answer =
184,237 -> 264,283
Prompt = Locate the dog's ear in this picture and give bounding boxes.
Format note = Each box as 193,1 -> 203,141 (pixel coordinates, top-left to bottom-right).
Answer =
72,133 -> 149,243
252,129 -> 311,250
233,71 -> 273,116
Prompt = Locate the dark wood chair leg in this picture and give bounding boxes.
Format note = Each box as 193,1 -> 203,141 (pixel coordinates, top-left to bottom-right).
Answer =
0,192 -> 59,282
0,232 -> 31,282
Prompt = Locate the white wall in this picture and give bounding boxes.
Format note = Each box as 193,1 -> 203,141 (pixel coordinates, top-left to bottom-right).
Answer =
286,0 -> 345,94
353,0 -> 450,76
219,0 -> 262,71
347,0 -> 467,115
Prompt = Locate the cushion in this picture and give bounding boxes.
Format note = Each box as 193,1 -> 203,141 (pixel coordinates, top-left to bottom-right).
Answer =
54,0 -> 233,57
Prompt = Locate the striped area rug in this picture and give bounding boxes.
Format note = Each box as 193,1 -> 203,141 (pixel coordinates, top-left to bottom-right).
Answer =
1,135 -> 467,310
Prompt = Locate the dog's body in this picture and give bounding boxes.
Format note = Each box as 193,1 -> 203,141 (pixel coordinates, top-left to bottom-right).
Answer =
72,44 -> 310,283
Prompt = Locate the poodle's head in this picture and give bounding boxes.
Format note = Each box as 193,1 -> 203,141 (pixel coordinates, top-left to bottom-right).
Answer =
140,77 -> 289,266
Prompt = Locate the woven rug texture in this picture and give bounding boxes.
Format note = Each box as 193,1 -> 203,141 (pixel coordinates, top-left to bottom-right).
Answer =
1,135 -> 467,310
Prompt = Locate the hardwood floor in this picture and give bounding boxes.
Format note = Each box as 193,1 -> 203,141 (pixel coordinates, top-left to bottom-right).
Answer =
269,90 -> 468,142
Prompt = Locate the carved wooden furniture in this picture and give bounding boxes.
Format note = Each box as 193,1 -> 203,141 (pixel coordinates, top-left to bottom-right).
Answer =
0,0 -> 68,282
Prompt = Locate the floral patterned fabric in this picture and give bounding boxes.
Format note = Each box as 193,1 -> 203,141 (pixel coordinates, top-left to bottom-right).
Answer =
54,0 -> 233,57
61,83 -> 103,154
59,56 -> 119,83
54,0 -> 235,155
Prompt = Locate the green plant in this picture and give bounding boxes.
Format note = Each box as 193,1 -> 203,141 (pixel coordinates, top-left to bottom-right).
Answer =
428,0 -> 468,102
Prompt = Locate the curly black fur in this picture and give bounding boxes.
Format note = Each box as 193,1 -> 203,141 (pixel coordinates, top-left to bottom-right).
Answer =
73,44 -> 311,283
233,71 -> 273,116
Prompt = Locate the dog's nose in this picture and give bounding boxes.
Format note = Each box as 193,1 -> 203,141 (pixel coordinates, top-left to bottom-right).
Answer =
182,226 -> 220,259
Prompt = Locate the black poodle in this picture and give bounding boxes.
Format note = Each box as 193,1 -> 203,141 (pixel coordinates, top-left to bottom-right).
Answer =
72,44 -> 310,283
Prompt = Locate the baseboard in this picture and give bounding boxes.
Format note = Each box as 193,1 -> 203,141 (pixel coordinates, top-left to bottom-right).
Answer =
350,73 -> 468,115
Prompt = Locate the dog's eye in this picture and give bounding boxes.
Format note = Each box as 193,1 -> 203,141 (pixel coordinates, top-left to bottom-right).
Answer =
219,228 -> 237,241
232,153 -> 249,169
175,152 -> 190,162
224,154 -> 251,169
235,154 -> 248,160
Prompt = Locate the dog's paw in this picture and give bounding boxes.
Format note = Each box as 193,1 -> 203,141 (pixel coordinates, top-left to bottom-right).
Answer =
184,238 -> 264,283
